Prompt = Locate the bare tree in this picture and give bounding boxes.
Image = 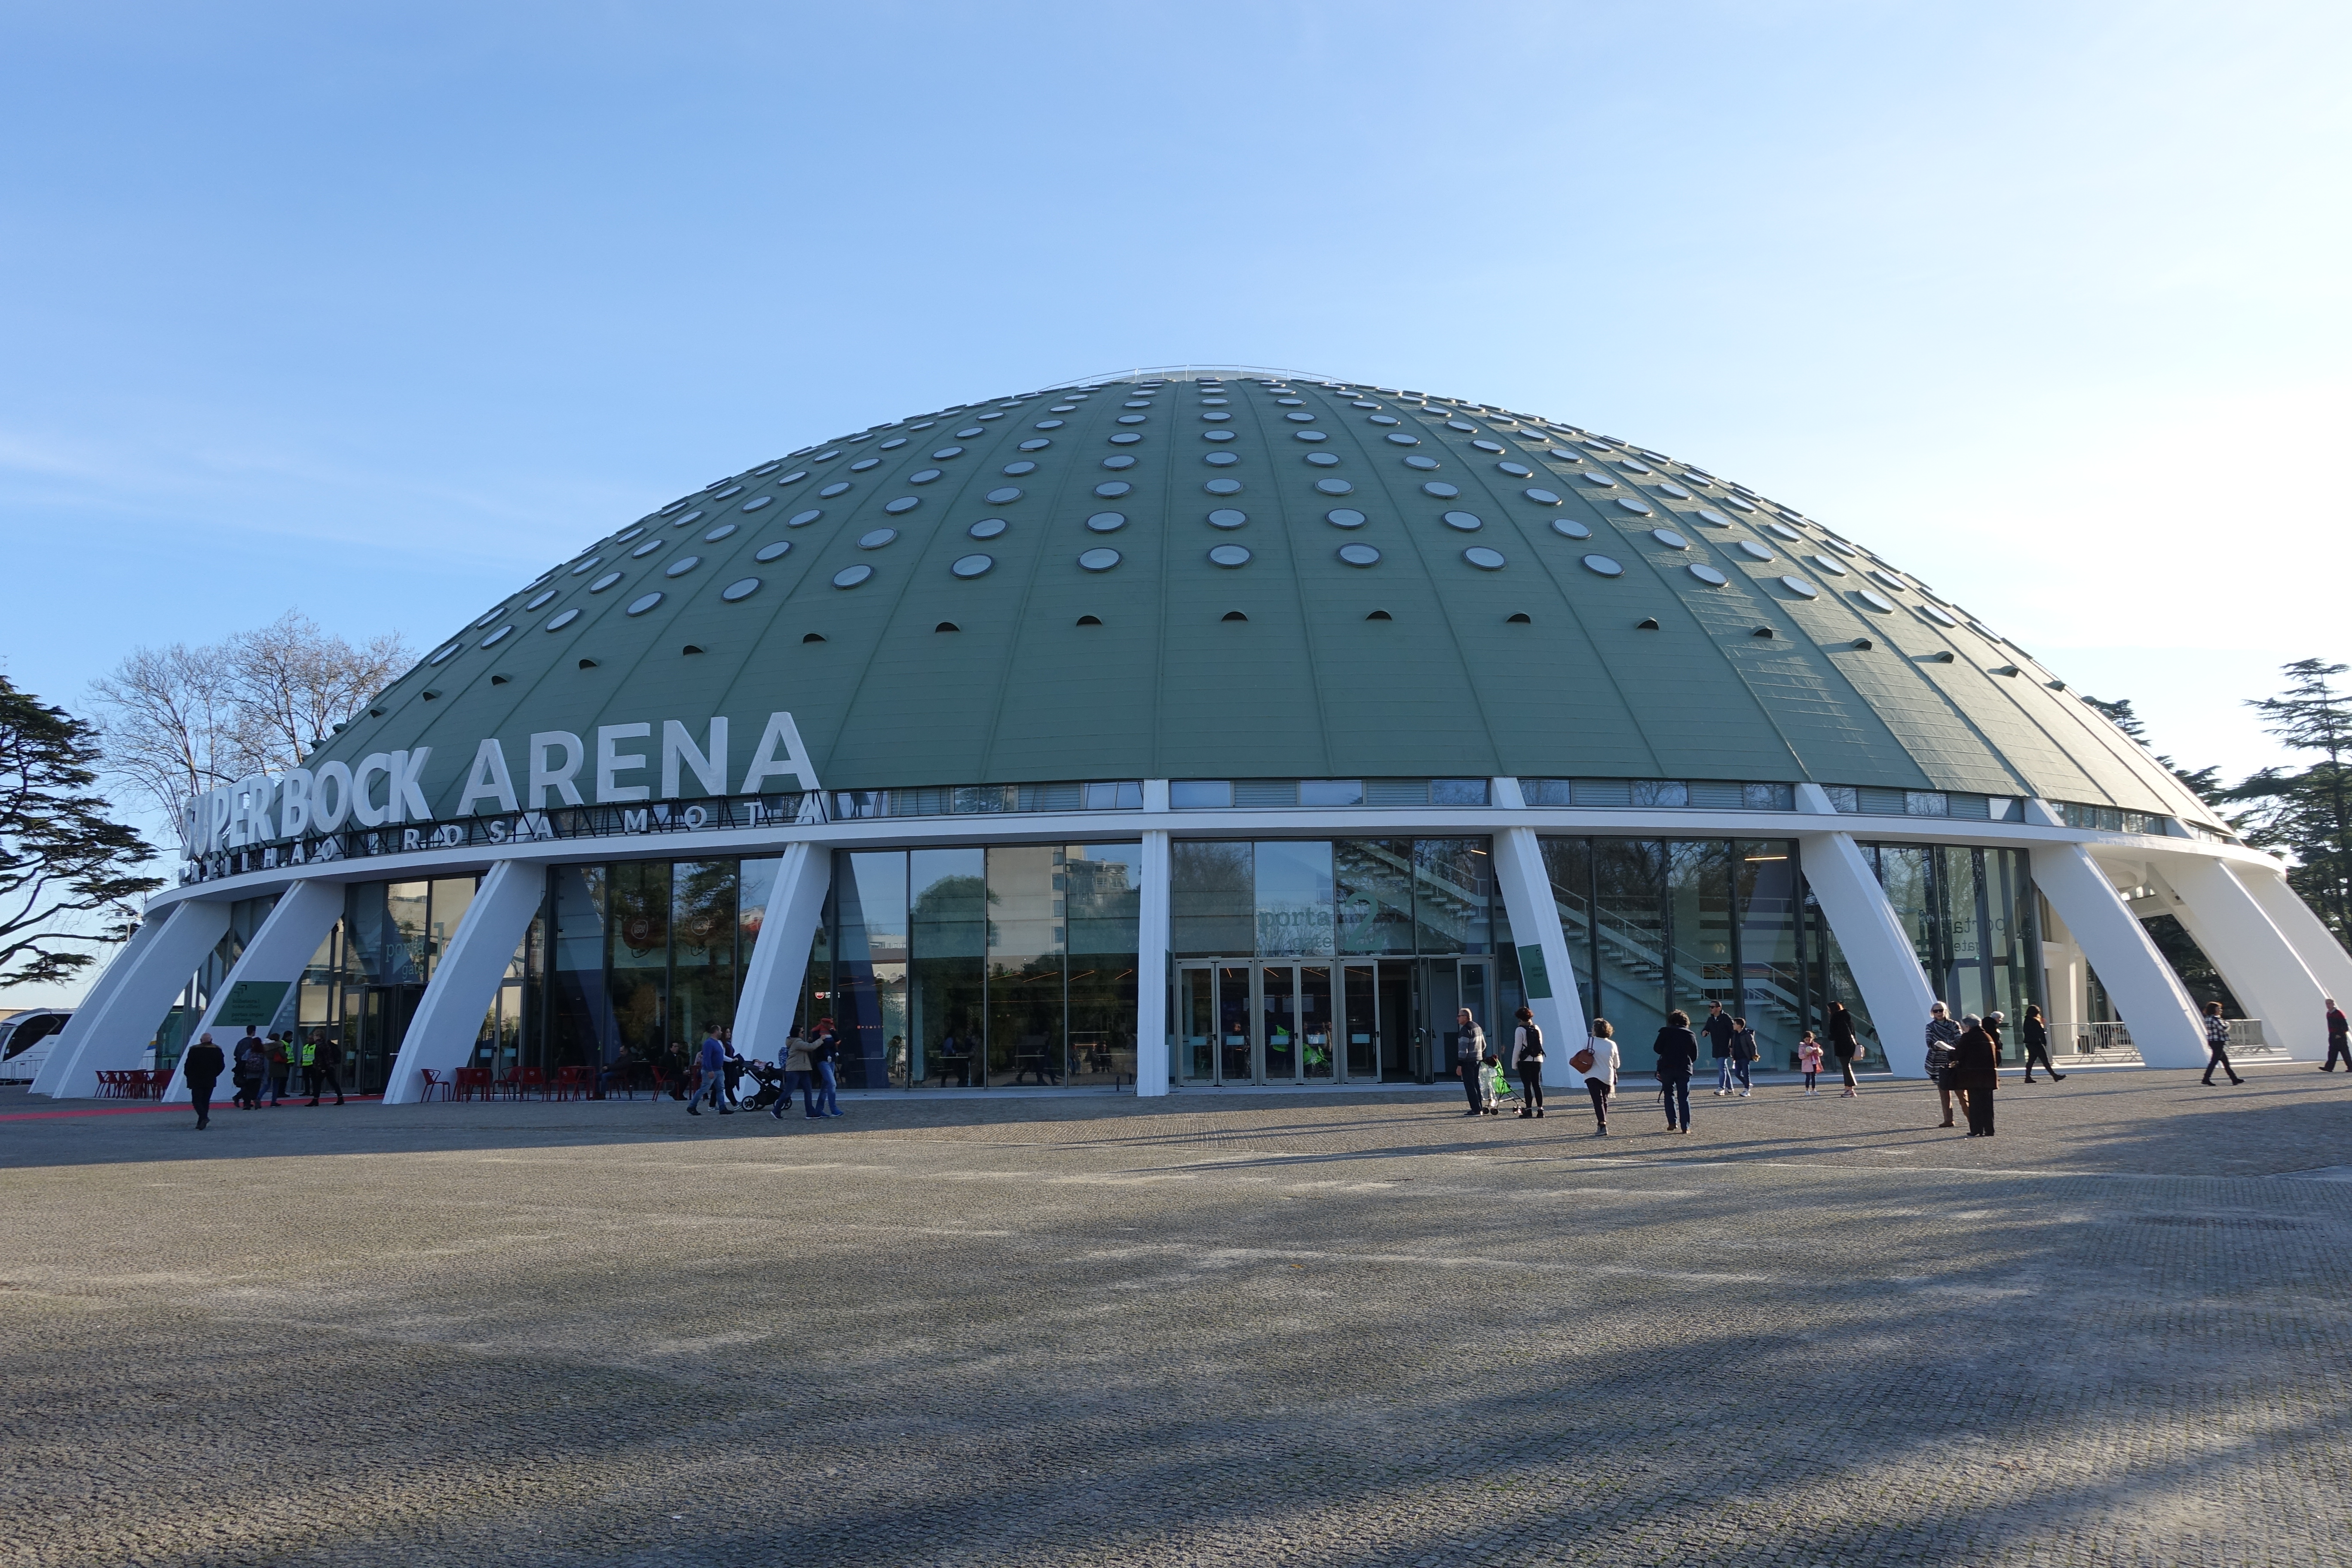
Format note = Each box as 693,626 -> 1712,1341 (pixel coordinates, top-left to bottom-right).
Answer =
88,612 -> 414,834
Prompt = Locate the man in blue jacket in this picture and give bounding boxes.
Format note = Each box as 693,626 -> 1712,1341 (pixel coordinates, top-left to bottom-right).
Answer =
686,1027 -> 731,1116
1704,1001 -> 1738,1094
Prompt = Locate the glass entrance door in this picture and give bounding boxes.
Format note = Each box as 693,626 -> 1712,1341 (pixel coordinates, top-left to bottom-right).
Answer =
1261,965 -> 1297,1081
1179,962 -> 1420,1086
1217,964 -> 1254,1082
1178,965 -> 1216,1085
1342,964 -> 1378,1080
1300,965 -> 1335,1080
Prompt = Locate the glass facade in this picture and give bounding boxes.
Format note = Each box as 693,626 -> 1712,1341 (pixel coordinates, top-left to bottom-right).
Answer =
1858,842 -> 2042,1060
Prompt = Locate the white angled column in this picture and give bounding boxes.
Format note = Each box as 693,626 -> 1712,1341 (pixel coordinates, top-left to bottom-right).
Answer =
2156,855 -> 2329,1057
380,862 -> 542,1106
1491,818 -> 1586,1088
2232,864 -> 2352,1008
38,898 -> 233,1099
2030,842 -> 2206,1069
729,841 -> 831,1067
1795,829 -> 1936,1078
162,880 -> 344,1104
1134,829 -> 1171,1096
30,910 -> 170,1097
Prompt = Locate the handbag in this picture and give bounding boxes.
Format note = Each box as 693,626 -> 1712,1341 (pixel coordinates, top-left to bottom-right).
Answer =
1569,1046 -> 1597,1074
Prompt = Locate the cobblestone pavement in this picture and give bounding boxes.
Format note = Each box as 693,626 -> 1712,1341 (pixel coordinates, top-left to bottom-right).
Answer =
4,1061 -> 2350,1567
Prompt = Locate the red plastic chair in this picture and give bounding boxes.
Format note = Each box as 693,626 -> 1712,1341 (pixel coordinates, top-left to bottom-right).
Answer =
418,1069 -> 449,1102
517,1066 -> 548,1101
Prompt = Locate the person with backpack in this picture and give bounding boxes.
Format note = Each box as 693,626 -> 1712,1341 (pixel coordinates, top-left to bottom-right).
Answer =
1827,1001 -> 1861,1097
1704,1001 -> 1737,1095
308,1031 -> 345,1105
809,1017 -> 844,1117
686,1026 -> 731,1116
2202,1001 -> 2244,1086
1654,1010 -> 1699,1134
265,1032 -> 291,1106
181,1033 -> 226,1130
1452,1008 -> 1487,1116
1574,1019 -> 1619,1135
231,1028 -> 266,1110
2018,1004 -> 2065,1083
1510,1006 -> 1546,1119
2323,999 -> 2350,1074
1728,1016 -> 1758,1097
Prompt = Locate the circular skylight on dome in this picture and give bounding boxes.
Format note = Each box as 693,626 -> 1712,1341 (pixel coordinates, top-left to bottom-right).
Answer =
951,554 -> 993,579
931,447 -> 963,460
819,482 -> 851,499
832,565 -> 873,589
1442,511 -> 1482,531
1385,432 -> 1418,445
879,438 -> 907,450
631,539 -> 663,558
1471,440 -> 1504,453
1869,569 -> 1908,592
524,589 -> 557,610
1338,544 -> 1381,566
1464,547 -> 1507,570
858,529 -> 897,549
1696,509 -> 1732,527
1208,509 -> 1247,529
754,541 -> 791,562
1733,540 -> 1773,560
1206,453 -> 1240,468
665,556 -> 701,577
1204,478 -> 1242,495
1002,461 -> 1038,476
1079,548 -> 1121,572
1580,472 -> 1616,487
1779,576 -> 1819,598
986,487 -> 1023,503
626,592 -> 663,616
1087,512 -> 1127,532
741,496 -> 772,513
545,609 -> 581,631
1326,509 -> 1366,528
1498,462 -> 1532,478
848,459 -> 879,473
704,522 -> 738,542
721,577 -> 761,601
1095,481 -> 1132,498
956,426 -> 983,438
1617,498 -> 1655,515
1423,482 -> 1461,498
789,509 -> 822,527
885,497 -> 921,514
1808,554 -> 1847,576
1019,438 -> 1052,451
1657,482 -> 1692,499
1583,554 -> 1623,576
589,571 -> 623,591
1209,545 -> 1251,567
1857,590 -> 1896,612
1920,603 -> 1960,627
1652,529 -> 1690,549
1764,521 -> 1804,541
1102,456 -> 1136,470
1552,518 -> 1592,539
909,469 -> 943,484
1522,488 -> 1562,506
968,518 -> 1007,539
673,510 -> 704,527
1722,496 -> 1755,512
428,643 -> 460,665
615,527 -> 643,542
1688,564 -> 1729,586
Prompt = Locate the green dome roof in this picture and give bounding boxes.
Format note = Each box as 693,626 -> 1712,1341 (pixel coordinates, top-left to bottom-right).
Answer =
311,369 -> 2213,823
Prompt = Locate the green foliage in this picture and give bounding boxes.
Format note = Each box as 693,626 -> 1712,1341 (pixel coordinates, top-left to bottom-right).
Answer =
0,677 -> 163,989
2224,660 -> 2352,940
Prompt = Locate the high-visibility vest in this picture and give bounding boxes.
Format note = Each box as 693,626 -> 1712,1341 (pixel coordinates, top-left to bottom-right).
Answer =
296,1037 -> 318,1067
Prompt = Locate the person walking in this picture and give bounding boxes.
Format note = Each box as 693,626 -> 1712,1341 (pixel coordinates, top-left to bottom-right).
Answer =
1729,1017 -> 1758,1097
1575,1019 -> 1619,1135
265,1032 -> 291,1107
1654,1009 -> 1699,1134
810,1017 -> 844,1117
2019,1004 -> 2065,1083
1510,1006 -> 1546,1119
2323,999 -> 2351,1074
1948,1014 -> 2000,1136
1797,1031 -> 1823,1096
1704,1001 -> 1737,1095
1827,1001 -> 1861,1097
182,1033 -> 226,1130
292,1029 -> 318,1099
231,1028 -> 265,1110
2201,1000 -> 2244,1086
686,1027 -> 732,1115
1925,1002 -> 1962,1127
1452,1008 -> 1487,1116
775,1029 -> 816,1120
308,1032 -> 345,1105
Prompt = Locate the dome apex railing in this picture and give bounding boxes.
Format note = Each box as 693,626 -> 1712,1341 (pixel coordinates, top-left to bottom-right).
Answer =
1038,363 -> 1360,389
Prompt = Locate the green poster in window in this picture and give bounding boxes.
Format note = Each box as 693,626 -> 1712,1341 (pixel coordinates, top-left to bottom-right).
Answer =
214,980 -> 291,1027
1517,944 -> 1553,1001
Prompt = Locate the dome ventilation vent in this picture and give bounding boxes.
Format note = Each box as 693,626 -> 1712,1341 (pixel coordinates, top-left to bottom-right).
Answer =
1992,664 -> 2020,677
421,690 -> 440,701
1636,618 -> 1660,630
1506,612 -> 1531,625
1222,611 -> 1248,622
1076,615 -> 1102,626
935,622 -> 960,633
1366,609 -> 1392,621
802,633 -> 826,643
1752,626 -> 1775,638
578,658 -> 599,669
490,675 -> 509,686
682,644 -> 705,655
1851,638 -> 1874,650
1925,651 -> 1954,663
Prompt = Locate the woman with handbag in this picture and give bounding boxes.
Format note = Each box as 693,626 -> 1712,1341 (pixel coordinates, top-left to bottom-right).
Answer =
1510,1007 -> 1546,1119
1573,1020 -> 1618,1136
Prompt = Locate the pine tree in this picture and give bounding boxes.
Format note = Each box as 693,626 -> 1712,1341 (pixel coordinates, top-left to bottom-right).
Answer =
2226,660 -> 2352,940
0,677 -> 163,989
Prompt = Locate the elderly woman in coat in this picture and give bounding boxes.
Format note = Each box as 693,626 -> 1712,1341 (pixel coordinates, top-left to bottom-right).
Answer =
1946,1014 -> 2000,1137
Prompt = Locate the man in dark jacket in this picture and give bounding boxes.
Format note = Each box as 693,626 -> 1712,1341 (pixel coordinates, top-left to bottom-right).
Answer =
2324,1000 -> 2350,1074
1947,1017 -> 2000,1136
2018,1004 -> 2065,1083
308,1032 -> 345,1105
182,1033 -> 227,1130
1653,1010 -> 1700,1134
1704,1001 -> 1737,1095
1452,1008 -> 1487,1116
1827,1002 -> 1861,1097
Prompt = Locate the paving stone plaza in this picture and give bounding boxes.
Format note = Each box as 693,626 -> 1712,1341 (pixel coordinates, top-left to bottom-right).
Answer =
5,1063 -> 2350,1567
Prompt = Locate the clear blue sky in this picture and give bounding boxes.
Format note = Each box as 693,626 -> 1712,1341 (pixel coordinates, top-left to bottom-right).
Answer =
3,3 -> 2346,848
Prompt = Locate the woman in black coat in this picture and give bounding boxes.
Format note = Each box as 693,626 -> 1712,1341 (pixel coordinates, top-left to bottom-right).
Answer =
1826,1001 -> 1860,1098
1652,1010 -> 1700,1135
1946,1019 -> 2000,1136
181,1033 -> 226,1131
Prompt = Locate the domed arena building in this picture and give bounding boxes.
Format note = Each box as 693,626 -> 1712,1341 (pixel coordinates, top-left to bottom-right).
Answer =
34,368 -> 2352,1105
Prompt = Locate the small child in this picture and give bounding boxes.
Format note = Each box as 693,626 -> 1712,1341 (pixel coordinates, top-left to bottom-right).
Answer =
1479,1052 -> 1505,1115
1797,1030 -> 1824,1096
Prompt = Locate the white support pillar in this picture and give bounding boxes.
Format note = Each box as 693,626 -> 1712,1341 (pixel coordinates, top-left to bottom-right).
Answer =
29,910 -> 170,1097
380,861 -> 543,1106
1491,822 -> 1586,1088
1795,830 -> 1936,1078
161,880 -> 344,1104
2156,856 -> 2329,1057
1134,829 -> 1171,1096
729,841 -> 831,1068
38,898 -> 233,1099
2233,864 -> 2352,1007
2030,842 -> 2206,1069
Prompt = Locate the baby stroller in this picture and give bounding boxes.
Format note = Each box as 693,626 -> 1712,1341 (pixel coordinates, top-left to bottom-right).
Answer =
734,1059 -> 784,1113
1478,1053 -> 1507,1115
